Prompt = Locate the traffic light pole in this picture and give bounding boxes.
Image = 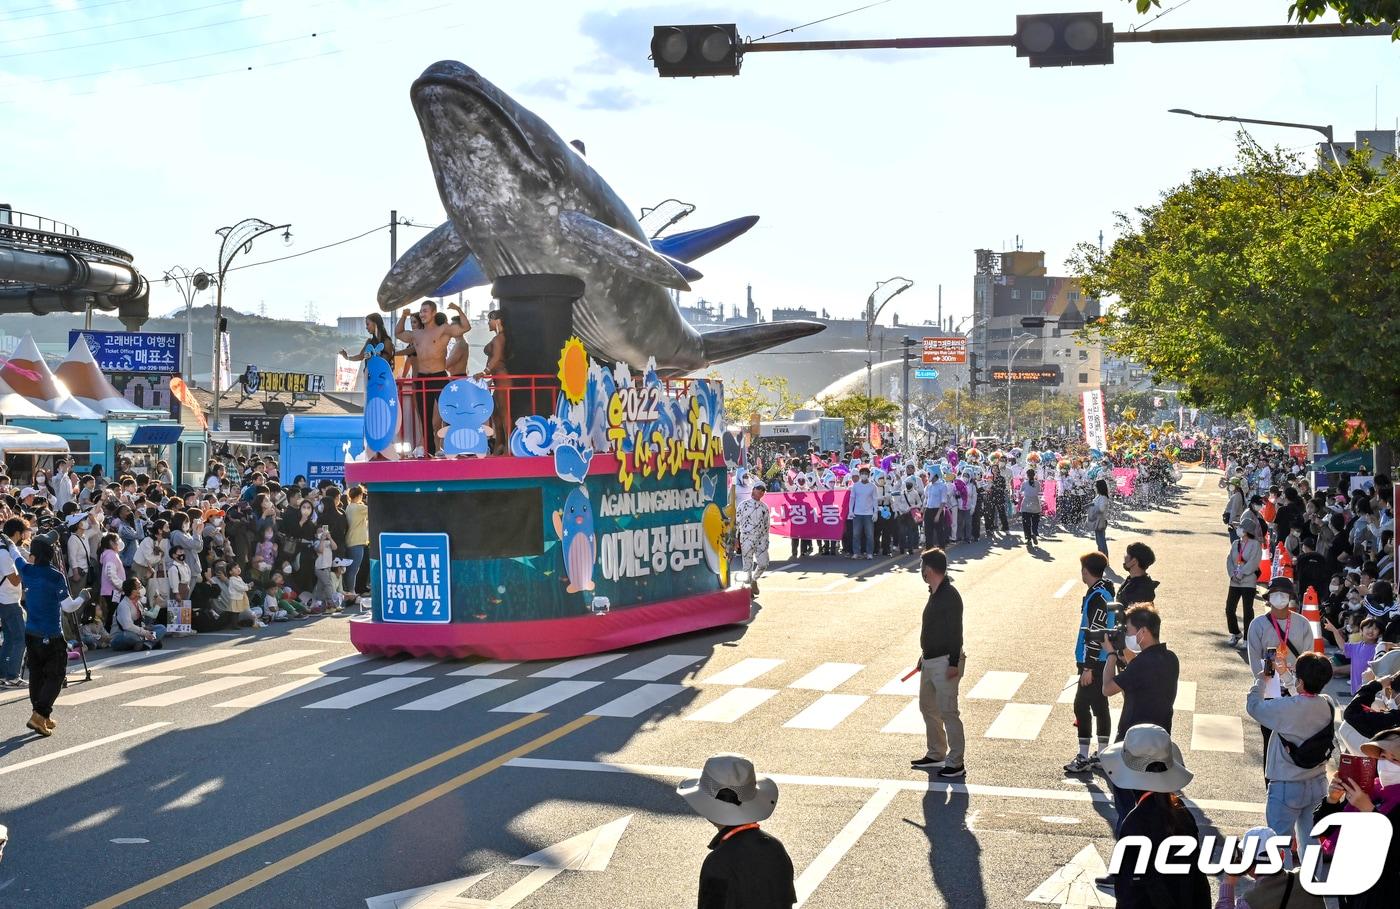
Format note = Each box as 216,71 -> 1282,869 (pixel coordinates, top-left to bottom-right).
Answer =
737,21 -> 1389,55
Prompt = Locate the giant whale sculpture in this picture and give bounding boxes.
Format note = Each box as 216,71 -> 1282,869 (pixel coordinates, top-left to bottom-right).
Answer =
378,61 -> 824,372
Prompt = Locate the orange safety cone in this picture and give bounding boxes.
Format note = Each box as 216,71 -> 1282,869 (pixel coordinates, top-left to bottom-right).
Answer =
1259,543 -> 1273,584
1278,546 -> 1294,580
1302,586 -> 1325,654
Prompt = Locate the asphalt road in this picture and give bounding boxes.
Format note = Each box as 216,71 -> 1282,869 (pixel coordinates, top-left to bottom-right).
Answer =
0,466 -> 1301,909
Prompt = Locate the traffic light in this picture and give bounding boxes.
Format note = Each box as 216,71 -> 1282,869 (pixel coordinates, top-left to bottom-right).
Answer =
969,352 -> 983,396
651,24 -> 742,77
1015,12 -> 1113,68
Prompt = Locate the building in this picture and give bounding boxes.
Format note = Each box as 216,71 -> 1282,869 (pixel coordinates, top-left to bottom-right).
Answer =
970,248 -> 1103,395
1320,129 -> 1397,171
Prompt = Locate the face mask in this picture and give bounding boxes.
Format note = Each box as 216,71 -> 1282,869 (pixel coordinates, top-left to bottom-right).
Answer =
1269,592 -> 1290,608
1330,584 -> 1342,593
1379,759 -> 1400,788
1125,632 -> 1143,653
212,518 -> 222,527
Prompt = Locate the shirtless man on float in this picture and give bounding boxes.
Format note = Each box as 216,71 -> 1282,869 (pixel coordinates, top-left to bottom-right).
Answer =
396,299 -> 468,456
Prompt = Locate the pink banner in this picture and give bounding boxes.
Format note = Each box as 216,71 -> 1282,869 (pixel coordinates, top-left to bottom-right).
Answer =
1011,478 -> 1057,516
1112,468 -> 1137,497
764,489 -> 849,540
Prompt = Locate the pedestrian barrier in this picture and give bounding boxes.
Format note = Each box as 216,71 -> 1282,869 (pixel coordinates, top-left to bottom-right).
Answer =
1301,586 -> 1325,654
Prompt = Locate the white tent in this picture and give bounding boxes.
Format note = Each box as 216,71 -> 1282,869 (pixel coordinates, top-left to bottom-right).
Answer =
0,333 -> 101,419
0,372 -> 54,418
57,335 -> 157,415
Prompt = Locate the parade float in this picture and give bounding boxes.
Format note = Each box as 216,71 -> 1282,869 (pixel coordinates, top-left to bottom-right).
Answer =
346,61 -> 821,660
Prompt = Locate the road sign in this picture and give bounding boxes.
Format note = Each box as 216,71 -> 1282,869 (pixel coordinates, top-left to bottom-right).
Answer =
365,815 -> 632,908
922,336 -> 967,364
914,368 -> 939,380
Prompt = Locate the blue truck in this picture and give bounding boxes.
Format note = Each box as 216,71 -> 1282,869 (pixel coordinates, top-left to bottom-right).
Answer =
278,414 -> 364,487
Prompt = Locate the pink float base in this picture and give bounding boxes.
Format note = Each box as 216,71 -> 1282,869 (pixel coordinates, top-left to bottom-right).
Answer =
349,588 -> 753,661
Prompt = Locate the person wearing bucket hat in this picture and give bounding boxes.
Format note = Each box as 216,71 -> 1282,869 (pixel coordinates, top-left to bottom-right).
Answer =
1246,577 -> 1316,704
1099,724 -> 1210,905
1215,824 -> 1326,909
1310,727 -> 1400,908
678,754 -> 795,908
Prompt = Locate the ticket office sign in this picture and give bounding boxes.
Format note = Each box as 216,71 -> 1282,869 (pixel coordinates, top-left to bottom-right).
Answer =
379,532 -> 450,623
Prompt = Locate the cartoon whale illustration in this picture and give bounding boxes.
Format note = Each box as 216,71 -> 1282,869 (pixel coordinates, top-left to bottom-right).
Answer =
378,61 -> 825,373
552,486 -> 596,595
362,344 -> 399,456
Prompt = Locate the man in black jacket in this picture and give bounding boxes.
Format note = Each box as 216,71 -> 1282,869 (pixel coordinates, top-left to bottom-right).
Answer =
1116,542 -> 1158,610
1293,535 -> 1330,605
679,753 -> 796,909
911,548 -> 966,779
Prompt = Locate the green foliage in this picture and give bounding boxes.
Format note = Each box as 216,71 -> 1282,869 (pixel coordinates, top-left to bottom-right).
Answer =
1130,0 -> 1400,34
1071,138 -> 1400,443
721,375 -> 804,421
817,392 -> 901,433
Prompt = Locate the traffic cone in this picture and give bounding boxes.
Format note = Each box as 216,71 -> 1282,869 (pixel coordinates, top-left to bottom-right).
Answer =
1259,541 -> 1273,584
1302,586 -> 1325,654
1278,546 -> 1294,581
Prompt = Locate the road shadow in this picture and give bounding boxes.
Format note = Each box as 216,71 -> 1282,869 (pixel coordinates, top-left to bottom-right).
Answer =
915,785 -> 987,909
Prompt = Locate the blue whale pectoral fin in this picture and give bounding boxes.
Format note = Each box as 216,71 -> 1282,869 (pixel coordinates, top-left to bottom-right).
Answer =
558,210 -> 691,292
431,254 -> 488,297
699,319 -> 827,364
651,215 -> 759,262
377,220 -> 474,311
659,254 -> 703,284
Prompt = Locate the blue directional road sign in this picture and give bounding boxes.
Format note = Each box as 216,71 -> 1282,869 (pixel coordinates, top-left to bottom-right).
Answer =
914,368 -> 940,380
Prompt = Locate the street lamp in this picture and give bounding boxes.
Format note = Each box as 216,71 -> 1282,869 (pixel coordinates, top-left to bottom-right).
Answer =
211,218 -> 290,430
1007,333 -> 1036,441
1167,107 -> 1333,144
864,276 -> 913,439
162,266 -> 215,380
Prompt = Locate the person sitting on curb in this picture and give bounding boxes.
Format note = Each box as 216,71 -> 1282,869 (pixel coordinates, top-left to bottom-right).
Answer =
678,753 -> 795,909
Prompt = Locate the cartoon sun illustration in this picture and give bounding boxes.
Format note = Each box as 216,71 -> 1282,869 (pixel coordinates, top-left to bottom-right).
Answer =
557,336 -> 589,405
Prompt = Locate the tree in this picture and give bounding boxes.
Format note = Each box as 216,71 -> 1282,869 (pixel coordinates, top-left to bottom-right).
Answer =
817,392 -> 901,435
718,375 -> 804,421
1130,0 -> 1400,32
1071,138 -> 1400,447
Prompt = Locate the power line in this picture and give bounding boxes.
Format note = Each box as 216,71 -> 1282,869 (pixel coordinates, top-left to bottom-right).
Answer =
751,0 -> 899,44
0,10 -> 275,60
1,0 -> 133,23
16,31 -> 325,86
0,0 -> 245,45
222,224 -> 390,275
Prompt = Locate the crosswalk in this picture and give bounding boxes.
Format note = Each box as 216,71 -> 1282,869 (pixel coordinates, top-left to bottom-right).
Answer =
35,645 -> 1249,754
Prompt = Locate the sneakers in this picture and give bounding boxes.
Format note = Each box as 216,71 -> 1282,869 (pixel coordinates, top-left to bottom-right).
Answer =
865,554 -> 874,560
2,677 -> 23,688
1226,633 -> 1240,647
911,756 -> 945,771
1064,754 -> 1095,774
936,764 -> 966,779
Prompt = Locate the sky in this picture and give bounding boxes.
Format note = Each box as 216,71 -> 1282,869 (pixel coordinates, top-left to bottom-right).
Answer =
3,0 -> 1398,333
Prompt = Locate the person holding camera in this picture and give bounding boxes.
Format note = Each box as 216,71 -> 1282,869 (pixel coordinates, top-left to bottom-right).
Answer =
1,531 -> 89,737
1246,651 -> 1335,862
1103,603 -> 1180,825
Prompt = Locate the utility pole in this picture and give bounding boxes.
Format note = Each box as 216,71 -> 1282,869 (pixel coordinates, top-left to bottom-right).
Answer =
900,336 -> 917,452
389,209 -> 398,265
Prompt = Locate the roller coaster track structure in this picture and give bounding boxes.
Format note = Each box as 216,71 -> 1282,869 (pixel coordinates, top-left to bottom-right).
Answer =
0,209 -> 149,329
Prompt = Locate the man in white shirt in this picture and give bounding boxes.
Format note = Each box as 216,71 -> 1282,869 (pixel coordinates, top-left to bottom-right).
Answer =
50,458 -> 74,511
924,472 -> 949,550
848,467 -> 877,559
0,517 -> 26,687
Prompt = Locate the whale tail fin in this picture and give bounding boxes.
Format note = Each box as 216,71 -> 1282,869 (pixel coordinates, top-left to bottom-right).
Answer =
699,319 -> 825,365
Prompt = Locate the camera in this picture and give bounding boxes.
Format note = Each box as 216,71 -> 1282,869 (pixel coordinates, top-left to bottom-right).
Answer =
1105,628 -> 1126,654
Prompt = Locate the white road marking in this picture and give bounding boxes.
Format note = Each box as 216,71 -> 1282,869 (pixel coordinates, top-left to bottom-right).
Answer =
503,757 -> 1268,814
966,670 -> 1028,701
529,654 -> 627,678
125,649 -> 243,674
448,660 -> 521,677
0,722 -> 171,777
784,694 -> 868,730
794,783 -> 901,907
85,650 -> 163,670
203,649 -> 323,675
1174,681 -> 1198,713
788,662 -> 864,691
1058,675 -> 1081,704
700,657 -> 784,686
61,676 -> 181,704
880,699 -> 924,735
587,683 -> 688,718
876,670 -> 920,696
124,676 -> 264,707
1195,475 -> 1206,489
1053,578 -> 1079,599
685,687 -> 778,723
304,677 -> 430,709
984,703 -> 1054,740
490,680 -> 601,713
1191,714 -> 1245,752
395,679 -> 515,712
212,676 -> 345,709
615,654 -> 704,682
286,653 -> 374,675
365,658 -> 441,676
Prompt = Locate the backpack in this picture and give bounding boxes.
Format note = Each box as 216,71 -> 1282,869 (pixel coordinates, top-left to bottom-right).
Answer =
1280,700 -> 1336,769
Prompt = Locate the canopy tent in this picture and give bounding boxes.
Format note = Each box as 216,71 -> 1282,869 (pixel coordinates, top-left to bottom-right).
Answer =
0,334 -> 100,418
0,372 -> 54,418
0,424 -> 70,455
57,336 -> 157,415
1311,449 -> 1374,474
